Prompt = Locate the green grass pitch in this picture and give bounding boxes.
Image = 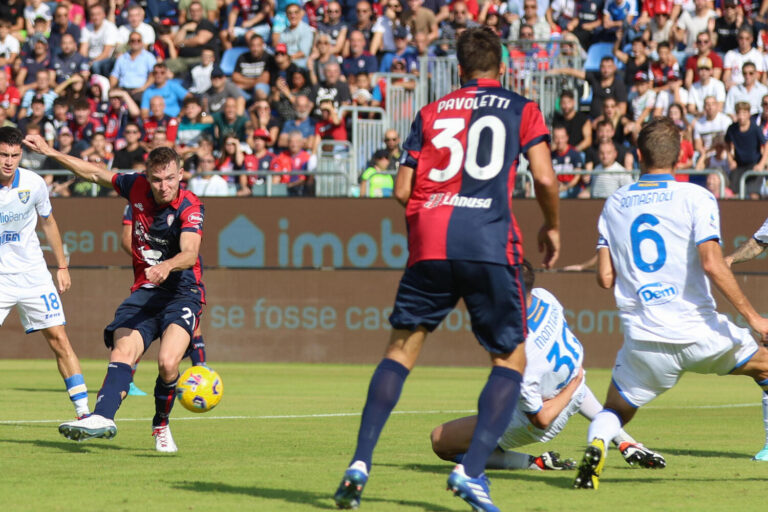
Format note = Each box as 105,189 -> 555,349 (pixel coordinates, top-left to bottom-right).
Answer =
1,360 -> 767,511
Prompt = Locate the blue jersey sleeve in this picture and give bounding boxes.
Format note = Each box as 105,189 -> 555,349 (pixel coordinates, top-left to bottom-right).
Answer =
113,172 -> 141,200
401,111 -> 423,168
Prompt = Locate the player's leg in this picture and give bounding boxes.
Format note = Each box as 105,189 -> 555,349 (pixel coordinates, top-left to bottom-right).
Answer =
729,345 -> 768,460
187,325 -> 206,366
128,354 -> 147,396
431,415 -> 477,462
151,323 -> 191,453
40,324 -> 90,418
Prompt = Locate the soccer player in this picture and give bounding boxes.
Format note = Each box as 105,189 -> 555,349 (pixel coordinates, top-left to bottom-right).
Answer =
430,260 -> 665,472
24,134 -> 205,454
725,217 -> 768,461
333,26 -> 560,512
0,126 -> 90,419
573,117 -> 768,490
120,204 -> 207,398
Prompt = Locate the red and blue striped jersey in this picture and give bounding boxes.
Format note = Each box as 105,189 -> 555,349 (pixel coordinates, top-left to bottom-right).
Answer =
401,78 -> 550,267
112,173 -> 206,301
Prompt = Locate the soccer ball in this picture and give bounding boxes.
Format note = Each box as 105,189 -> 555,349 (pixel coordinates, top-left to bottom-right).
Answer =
176,365 -> 223,413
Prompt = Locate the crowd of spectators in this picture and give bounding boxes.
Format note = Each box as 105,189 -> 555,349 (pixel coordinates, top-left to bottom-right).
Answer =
546,0 -> 768,199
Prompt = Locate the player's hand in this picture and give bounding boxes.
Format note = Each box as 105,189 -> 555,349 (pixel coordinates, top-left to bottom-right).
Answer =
22,134 -> 53,155
752,317 -> 768,344
562,264 -> 583,272
145,262 -> 170,285
724,255 -> 734,268
537,225 -> 560,269
56,268 -> 71,293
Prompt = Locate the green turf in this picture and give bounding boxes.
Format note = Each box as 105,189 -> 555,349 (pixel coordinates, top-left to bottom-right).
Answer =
1,360 -> 767,511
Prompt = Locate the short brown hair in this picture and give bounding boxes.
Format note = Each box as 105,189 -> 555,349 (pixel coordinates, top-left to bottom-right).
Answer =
457,26 -> 501,79
734,101 -> 751,113
637,117 -> 680,171
146,146 -> 181,172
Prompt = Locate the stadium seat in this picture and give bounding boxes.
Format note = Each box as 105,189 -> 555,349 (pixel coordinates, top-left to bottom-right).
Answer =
220,47 -> 249,76
584,42 -> 616,72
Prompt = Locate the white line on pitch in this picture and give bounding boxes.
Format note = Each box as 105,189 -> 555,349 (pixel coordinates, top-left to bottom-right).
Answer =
0,403 -> 758,425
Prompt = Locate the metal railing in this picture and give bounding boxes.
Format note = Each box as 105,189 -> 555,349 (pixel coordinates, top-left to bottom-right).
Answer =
338,105 -> 387,179
738,170 -> 767,199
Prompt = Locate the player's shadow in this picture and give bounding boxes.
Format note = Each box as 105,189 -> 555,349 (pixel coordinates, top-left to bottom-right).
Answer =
653,447 -> 752,460
172,481 -> 455,511
394,463 -> 577,489
13,388 -> 63,393
0,438 -> 122,453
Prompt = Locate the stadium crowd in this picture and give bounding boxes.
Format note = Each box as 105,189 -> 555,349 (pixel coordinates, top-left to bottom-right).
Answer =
5,0 -> 768,198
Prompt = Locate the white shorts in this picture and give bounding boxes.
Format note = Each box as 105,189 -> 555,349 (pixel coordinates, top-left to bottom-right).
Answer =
612,313 -> 759,408
0,270 -> 66,333
498,379 -> 587,450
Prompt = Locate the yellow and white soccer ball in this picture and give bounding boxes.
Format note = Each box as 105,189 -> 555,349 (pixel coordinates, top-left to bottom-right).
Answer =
176,365 -> 223,413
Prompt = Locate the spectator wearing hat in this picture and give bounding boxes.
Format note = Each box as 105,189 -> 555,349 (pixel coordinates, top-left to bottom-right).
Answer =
342,30 -> 377,83
16,34 -> 52,94
683,31 -> 723,89
19,69 -> 58,118
202,66 -> 246,115
714,0 -> 744,54
630,70 -> 656,133
723,25 -> 763,89
189,47 -> 217,95
52,33 -> 89,85
141,62 -> 191,118
360,149 -> 394,198
642,2 -> 674,51
317,1 -> 348,56
687,56 -> 725,117
725,61 -> 768,119
726,101 -> 768,198
109,32 -> 157,105
232,34 -> 275,100
79,4 -> 119,77
274,3 -> 316,70
24,0 -> 51,35
278,94 -> 315,147
165,0 -> 218,76
378,25 -> 417,73
239,128 -> 276,195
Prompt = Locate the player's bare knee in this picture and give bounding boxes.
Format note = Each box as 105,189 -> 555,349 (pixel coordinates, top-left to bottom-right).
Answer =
429,425 -> 451,459
157,356 -> 181,380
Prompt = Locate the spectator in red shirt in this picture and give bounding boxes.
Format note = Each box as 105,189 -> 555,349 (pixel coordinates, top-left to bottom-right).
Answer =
142,95 -> 179,145
272,130 -> 316,196
0,71 -> 20,119
684,31 -> 723,88
312,98 -> 347,152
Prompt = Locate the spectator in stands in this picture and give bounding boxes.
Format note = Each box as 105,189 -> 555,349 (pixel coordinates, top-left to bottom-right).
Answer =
670,103 -> 695,176
603,0 -> 640,44
630,71 -> 656,134
509,24 -> 548,84
18,96 -> 55,141
112,121 -> 146,170
317,1 -> 348,56
110,32 -> 157,105
694,95 -> 732,160
178,0 -> 219,24
0,72 -> 21,120
402,0 -> 439,44
81,131 -> 113,171
60,0 -> 83,30
509,0 -> 549,42
176,96 -> 214,157
379,26 -> 417,73
271,67 -> 312,122
713,0 -> 742,54
696,133 -> 731,178
642,2 -> 674,51
551,89 -> 592,152
590,140 -> 633,198
552,56 -> 628,118
345,1 -> 376,53
585,118 -> 635,174
312,98 -> 347,152
116,5 -> 155,49
202,66 -> 246,115
705,168 -> 735,198
674,0 -> 716,55
43,125 -> 77,196
248,97 -> 281,143
103,89 -> 140,143
20,123 -> 49,174
19,69 -> 58,118
272,130 -> 316,196
755,95 -> 768,139
684,31 -> 723,89
310,60 -> 351,115
688,56 -> 725,117
50,97 -> 69,133
343,30 -> 378,82
307,34 -> 341,85
278,94 -> 315,147
21,17 -> 48,58
381,129 -> 402,171
726,101 -> 768,198
0,20 -> 20,70
141,62 -> 190,118
723,25 -> 763,89
650,42 -> 680,91
189,152 -> 233,196
217,134 -> 250,184
370,0 -> 400,57
166,1 -> 218,76
52,33 -> 89,85
24,0 -> 51,35
17,34 -> 52,94
55,73 -> 88,108
276,3 -> 316,69
189,47 -> 216,96
614,37 -> 652,91
79,4 -> 118,77
725,62 -> 768,118
220,0 -> 273,50
240,128 -> 276,194
360,149 -> 394,197
569,0 -> 603,50
213,97 -> 250,148
141,95 -> 179,146
654,69 -> 688,117
232,34 -> 274,101
551,124 -> 585,199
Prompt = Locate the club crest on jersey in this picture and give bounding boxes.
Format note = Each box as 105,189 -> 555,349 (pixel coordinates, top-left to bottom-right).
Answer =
637,282 -> 678,306
167,214 -> 175,226
133,202 -> 144,211
17,190 -> 30,204
188,212 -> 203,224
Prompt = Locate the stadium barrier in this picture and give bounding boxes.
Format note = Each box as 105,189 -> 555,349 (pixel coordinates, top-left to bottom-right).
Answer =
738,170 -> 768,199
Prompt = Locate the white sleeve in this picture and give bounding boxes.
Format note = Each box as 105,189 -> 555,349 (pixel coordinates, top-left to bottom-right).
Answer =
34,175 -> 52,218
753,217 -> 768,244
597,208 -> 610,249
691,190 -> 721,245
105,23 -> 119,46
715,81 -> 726,103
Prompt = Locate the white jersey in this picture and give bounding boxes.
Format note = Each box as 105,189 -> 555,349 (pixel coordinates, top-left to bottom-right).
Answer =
597,174 -> 721,342
0,168 -> 51,275
519,288 -> 584,415
752,216 -> 768,243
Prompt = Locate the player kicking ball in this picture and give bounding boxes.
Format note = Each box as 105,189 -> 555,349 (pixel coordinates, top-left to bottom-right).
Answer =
334,26 -> 560,511
0,127 -> 90,419
430,260 -> 665,473
573,117 -> 768,490
24,135 -> 205,453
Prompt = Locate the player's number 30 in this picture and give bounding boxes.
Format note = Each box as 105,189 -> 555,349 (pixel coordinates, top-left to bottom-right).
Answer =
428,117 -> 506,182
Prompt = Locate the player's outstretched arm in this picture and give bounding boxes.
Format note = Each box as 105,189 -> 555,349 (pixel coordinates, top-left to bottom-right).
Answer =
144,232 -> 201,286
596,247 -> 615,288
725,237 -> 767,267
394,164 -> 414,207
525,368 -> 584,430
528,141 -> 560,268
38,213 -> 71,293
23,134 -> 116,189
699,240 -> 768,341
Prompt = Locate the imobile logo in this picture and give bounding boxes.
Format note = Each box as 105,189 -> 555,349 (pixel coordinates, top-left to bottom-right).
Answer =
218,215 -> 408,268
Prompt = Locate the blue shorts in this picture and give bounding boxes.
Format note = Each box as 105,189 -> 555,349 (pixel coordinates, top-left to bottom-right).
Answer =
104,287 -> 202,351
389,260 -> 527,354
